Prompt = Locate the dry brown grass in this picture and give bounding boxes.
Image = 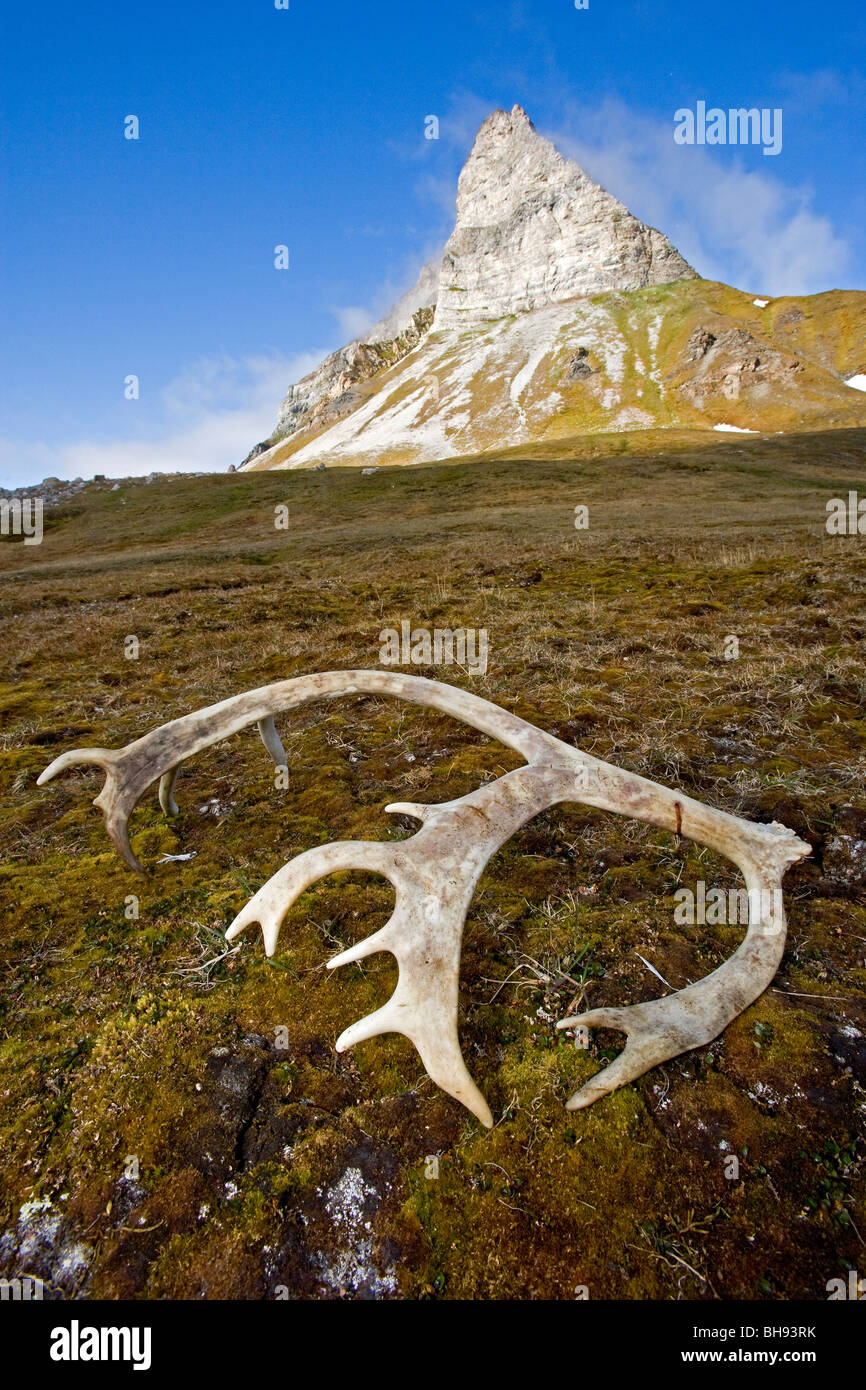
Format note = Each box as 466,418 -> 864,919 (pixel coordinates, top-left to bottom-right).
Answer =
0,429 -> 864,1300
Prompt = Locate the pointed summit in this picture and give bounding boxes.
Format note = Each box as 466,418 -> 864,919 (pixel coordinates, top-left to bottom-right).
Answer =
432,104 -> 696,329
242,103 -> 866,474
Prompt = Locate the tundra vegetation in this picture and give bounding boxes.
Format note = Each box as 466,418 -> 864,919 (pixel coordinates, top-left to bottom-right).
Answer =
0,427 -> 863,1299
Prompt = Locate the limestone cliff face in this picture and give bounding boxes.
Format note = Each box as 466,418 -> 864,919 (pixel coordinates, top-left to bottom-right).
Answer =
242,104 -> 866,471
241,302 -> 434,467
432,106 -> 696,330
274,309 -> 433,440
244,104 -> 697,466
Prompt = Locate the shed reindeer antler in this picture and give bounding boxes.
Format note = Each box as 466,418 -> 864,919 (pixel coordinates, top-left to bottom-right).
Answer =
37,714 -> 288,869
38,671 -> 810,1126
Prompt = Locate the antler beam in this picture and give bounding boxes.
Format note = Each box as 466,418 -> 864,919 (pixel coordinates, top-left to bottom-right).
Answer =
38,671 -> 810,1125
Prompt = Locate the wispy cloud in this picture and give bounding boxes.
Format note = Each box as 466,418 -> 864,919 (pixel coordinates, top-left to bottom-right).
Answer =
1,352 -> 326,489
329,248 -> 443,345
332,306 -> 377,340
544,98 -> 851,295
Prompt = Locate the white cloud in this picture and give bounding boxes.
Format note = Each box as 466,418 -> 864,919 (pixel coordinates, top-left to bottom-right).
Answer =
332,306 -> 377,340
544,98 -> 851,296
0,351 -> 326,489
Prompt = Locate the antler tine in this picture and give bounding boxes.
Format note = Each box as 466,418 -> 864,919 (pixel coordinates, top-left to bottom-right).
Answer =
331,966 -> 495,1130
257,715 -> 287,768
38,671 -> 557,873
558,828 -> 810,1109
253,763 -> 584,1129
157,717 -> 287,820
36,748 -> 144,874
226,840 -> 397,957
158,766 -> 181,817
37,747 -> 117,784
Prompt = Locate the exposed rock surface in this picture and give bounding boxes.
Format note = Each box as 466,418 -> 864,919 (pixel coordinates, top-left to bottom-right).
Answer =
277,309 -> 433,439
241,104 -> 866,470
242,308 -> 434,467
671,322 -> 804,407
433,105 -> 695,330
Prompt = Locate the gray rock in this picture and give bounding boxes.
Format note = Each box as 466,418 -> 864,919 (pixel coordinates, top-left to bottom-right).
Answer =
245,104 -> 696,469
565,347 -> 594,380
0,472 -> 205,509
433,105 -> 695,330
822,834 -> 866,892
266,308 -> 434,451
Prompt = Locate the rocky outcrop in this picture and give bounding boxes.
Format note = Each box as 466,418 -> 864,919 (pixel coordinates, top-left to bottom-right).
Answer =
432,105 -> 696,330
670,322 -> 804,407
241,308 -> 434,465
241,259 -> 440,466
277,309 -> 434,437
241,104 -> 866,471
0,473 -> 204,506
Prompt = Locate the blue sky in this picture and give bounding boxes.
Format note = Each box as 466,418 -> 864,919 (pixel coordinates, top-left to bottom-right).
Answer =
2,0 -> 865,486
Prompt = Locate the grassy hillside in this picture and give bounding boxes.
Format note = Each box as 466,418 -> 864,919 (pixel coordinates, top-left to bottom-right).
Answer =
245,281 -> 866,471
0,430 -> 864,1299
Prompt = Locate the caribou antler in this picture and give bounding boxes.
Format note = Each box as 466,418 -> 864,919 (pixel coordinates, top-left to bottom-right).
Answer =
38,710 -> 288,871
38,671 -> 810,1125
226,763 -> 586,1127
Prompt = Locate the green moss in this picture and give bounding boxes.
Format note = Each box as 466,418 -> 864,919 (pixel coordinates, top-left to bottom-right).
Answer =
1,440 -> 864,1297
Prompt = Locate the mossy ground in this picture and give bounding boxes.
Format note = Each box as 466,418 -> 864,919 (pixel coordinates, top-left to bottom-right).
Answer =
248,281 -> 866,470
1,430 -> 864,1299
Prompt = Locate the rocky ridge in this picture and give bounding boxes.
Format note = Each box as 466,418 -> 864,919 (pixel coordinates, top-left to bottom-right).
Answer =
242,106 -> 866,470
433,105 -> 695,330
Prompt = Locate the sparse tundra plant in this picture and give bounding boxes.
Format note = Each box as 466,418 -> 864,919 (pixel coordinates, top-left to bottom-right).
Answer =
378,621 -> 489,676
37,670 -> 810,1129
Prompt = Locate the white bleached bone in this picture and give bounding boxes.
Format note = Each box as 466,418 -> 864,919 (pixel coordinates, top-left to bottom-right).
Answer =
38,671 -> 810,1125
158,716 -> 285,818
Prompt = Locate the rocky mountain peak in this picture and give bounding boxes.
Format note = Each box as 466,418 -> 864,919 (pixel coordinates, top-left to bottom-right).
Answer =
241,106 -> 731,469
432,104 -> 696,329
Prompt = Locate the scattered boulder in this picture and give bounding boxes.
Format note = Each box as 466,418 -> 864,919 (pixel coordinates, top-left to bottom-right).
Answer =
565,347 -> 594,380
821,834 -> 866,893
0,472 -> 206,509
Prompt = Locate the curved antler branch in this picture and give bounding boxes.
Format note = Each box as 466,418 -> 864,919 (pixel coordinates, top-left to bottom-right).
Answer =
37,671 -> 561,872
226,762 -> 586,1127
38,671 -> 811,1123
558,854 -> 798,1108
